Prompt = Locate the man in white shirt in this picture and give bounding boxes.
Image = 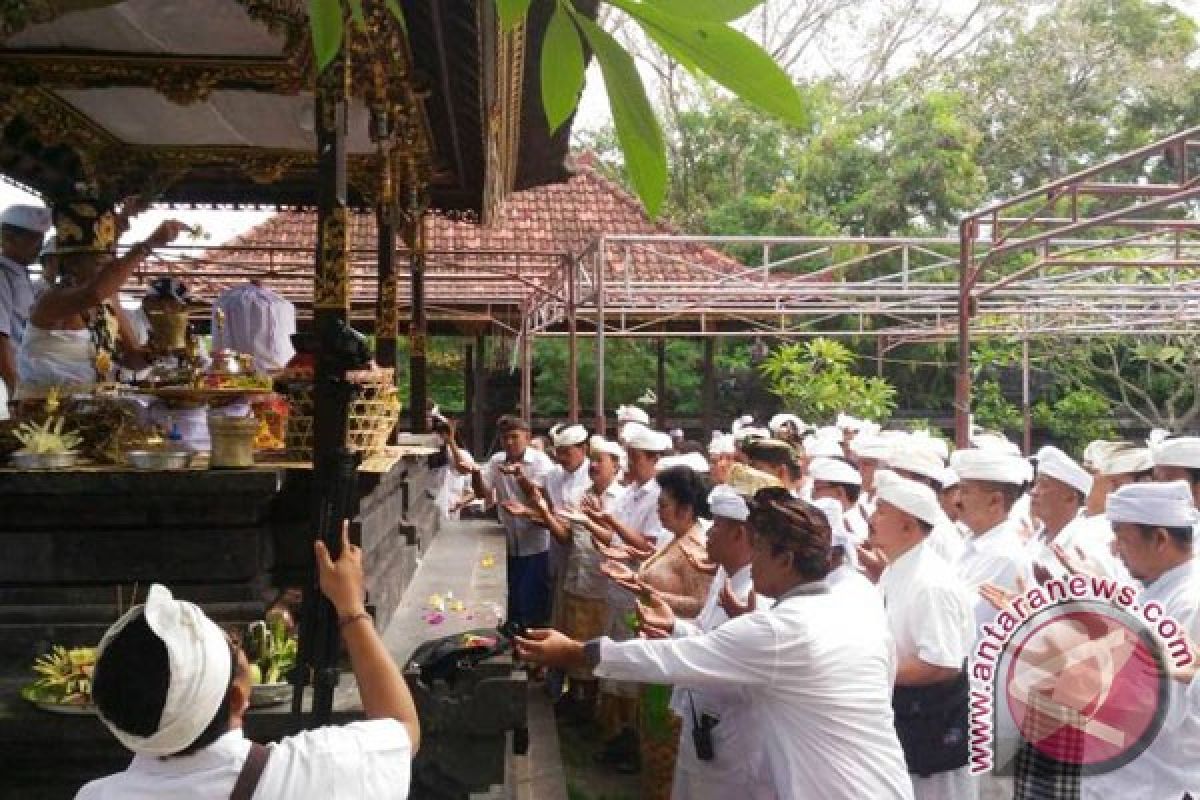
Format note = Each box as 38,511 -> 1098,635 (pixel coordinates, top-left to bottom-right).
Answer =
951,448 -> 1035,638
1026,446 -> 1129,581
0,204 -> 51,419
636,483 -> 774,800
1151,436 -> 1200,506
1082,481 -> 1200,800
469,414 -> 556,627
77,523 -> 418,800
580,425 -> 671,761
809,456 -> 868,545
518,488 -> 915,800
870,470 -> 977,800
885,440 -> 965,564
212,281 -> 297,372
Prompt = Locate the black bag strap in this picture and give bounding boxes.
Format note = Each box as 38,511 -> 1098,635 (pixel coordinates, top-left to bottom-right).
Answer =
230,742 -> 271,800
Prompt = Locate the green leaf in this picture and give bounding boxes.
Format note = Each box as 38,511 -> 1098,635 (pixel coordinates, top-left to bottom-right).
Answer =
636,0 -> 763,22
541,2 -> 586,133
608,0 -> 807,128
309,0 -> 344,74
384,0 -> 407,34
347,0 -> 366,31
495,0 -> 532,31
569,11 -> 667,216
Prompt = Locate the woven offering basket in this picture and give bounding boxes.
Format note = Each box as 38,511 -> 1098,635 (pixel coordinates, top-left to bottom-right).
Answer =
280,368 -> 400,460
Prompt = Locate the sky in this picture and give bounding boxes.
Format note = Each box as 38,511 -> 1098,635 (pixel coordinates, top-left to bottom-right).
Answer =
3,0 -> 1200,247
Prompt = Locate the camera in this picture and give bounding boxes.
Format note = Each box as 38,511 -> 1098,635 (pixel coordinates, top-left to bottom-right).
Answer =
691,713 -> 719,761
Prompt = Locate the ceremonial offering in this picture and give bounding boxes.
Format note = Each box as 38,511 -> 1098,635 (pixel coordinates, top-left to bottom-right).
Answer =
21,646 -> 98,714
243,616 -> 298,707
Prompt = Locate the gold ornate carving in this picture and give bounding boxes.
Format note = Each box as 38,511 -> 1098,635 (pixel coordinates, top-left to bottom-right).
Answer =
378,269 -> 399,338
315,206 -> 349,310
0,55 -> 301,103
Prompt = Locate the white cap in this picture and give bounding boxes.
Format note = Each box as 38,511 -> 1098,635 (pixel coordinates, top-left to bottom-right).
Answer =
836,413 -> 862,431
938,467 -> 960,489
657,452 -> 710,473
874,469 -> 944,528
625,427 -> 673,453
804,434 -> 844,459
618,421 -> 648,447
1034,445 -> 1092,496
589,435 -> 624,461
96,584 -> 232,756
616,405 -> 650,425
811,496 -> 850,549
708,484 -> 750,521
885,440 -> 945,482
1152,437 -> 1200,470
768,413 -> 805,435
1082,440 -> 1130,471
970,431 -> 1022,455
1147,428 -> 1171,448
733,425 -> 772,443
809,457 -> 862,486
849,433 -> 891,461
1099,447 -> 1154,477
1106,481 -> 1199,529
950,449 -> 1030,485
549,423 -> 588,448
0,204 -> 51,234
906,429 -> 950,461
730,415 -> 755,437
708,431 -> 736,456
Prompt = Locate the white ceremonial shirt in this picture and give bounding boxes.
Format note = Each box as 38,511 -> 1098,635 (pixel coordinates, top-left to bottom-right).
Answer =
481,447 -> 555,557
611,477 -> 668,548
880,540 -> 974,671
595,583 -> 915,800
76,720 -> 411,800
926,518 -> 966,565
212,283 -> 297,371
1025,512 -> 1130,584
544,459 -> 592,512
669,564 -> 775,800
1083,559 -> 1200,799
956,519 -> 1032,641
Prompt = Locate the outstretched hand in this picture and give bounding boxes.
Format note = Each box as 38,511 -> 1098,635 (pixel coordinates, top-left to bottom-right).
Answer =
719,577 -> 756,619
514,628 -> 586,669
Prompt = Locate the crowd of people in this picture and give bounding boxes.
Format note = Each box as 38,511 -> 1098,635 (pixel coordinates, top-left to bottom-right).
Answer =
441,406 -> 1200,800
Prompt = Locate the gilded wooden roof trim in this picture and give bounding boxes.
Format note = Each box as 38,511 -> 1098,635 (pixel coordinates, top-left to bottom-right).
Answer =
0,53 -> 304,103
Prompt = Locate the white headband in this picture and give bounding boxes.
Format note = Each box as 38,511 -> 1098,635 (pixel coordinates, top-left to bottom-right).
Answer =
1152,437 -> 1200,470
874,469 -> 944,528
1034,445 -> 1092,496
550,423 -> 588,448
1107,481 -> 1199,529
657,452 -> 710,473
809,456 -> 862,486
96,584 -> 232,756
709,484 -> 750,521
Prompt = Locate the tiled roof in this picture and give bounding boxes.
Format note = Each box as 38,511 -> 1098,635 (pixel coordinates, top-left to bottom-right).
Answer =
175,154 -> 750,311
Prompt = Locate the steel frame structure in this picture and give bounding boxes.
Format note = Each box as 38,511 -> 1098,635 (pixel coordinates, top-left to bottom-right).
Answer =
132,126 -> 1200,440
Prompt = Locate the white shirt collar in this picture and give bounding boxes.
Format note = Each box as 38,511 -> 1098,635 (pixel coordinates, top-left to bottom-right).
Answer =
1144,558 -> 1197,597
128,728 -> 250,777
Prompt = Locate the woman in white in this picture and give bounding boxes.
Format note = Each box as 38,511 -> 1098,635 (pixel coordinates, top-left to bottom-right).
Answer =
17,204 -> 185,401
517,487 -> 914,800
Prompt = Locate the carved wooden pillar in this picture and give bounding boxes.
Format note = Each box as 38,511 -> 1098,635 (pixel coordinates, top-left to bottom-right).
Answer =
375,201 -> 398,368
403,187 -> 429,432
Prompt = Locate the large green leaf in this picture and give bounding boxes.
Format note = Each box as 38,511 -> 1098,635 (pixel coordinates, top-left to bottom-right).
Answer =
635,0 -> 763,22
569,11 -> 667,216
541,2 -> 586,133
495,0 -> 532,31
608,0 -> 806,128
309,0 -> 344,74
384,0 -> 407,34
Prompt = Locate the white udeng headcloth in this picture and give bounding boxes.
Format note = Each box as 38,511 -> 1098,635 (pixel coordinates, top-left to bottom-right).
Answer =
96,584 -> 232,756
1107,481 -> 1199,529
708,484 -> 751,521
